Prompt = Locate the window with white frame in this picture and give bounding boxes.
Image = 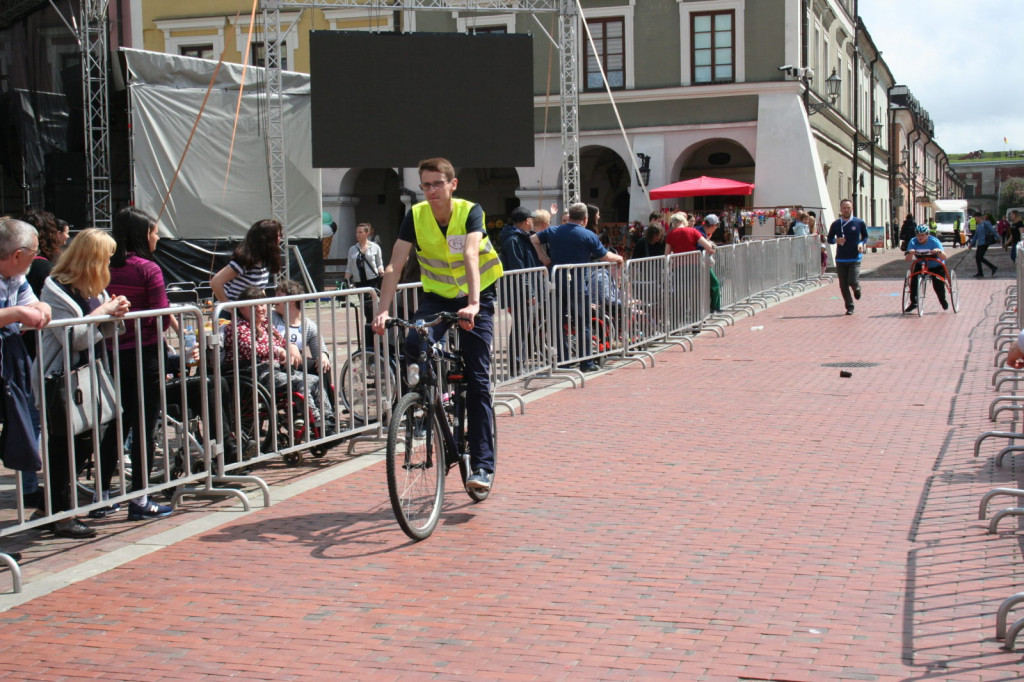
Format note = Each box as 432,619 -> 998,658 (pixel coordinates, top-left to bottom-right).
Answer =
455,13 -> 515,34
584,16 -> 625,90
232,12 -> 299,72
250,41 -> 288,70
155,17 -> 226,61
690,10 -> 734,84
321,8 -> 395,31
677,0 -> 744,86
180,44 -> 215,59
580,4 -> 635,91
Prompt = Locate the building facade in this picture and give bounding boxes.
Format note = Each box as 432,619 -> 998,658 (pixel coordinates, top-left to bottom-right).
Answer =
0,1 -> 960,255
949,157 -> 1024,219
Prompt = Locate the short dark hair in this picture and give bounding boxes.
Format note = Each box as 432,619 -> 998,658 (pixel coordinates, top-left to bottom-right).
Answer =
418,157 -> 455,181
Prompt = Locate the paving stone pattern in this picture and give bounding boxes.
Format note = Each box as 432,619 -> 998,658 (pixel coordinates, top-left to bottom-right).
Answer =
2,254 -> 1024,680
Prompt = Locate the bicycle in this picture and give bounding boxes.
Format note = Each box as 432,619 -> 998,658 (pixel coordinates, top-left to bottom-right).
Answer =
384,311 -> 496,541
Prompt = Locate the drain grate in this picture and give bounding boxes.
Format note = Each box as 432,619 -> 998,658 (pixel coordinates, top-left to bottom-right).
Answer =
821,361 -> 881,368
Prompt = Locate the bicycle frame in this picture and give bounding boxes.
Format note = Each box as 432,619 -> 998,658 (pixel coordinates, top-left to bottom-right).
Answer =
392,315 -> 468,474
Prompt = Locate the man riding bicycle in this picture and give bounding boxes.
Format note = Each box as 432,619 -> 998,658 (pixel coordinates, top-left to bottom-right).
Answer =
372,158 -> 503,491
904,223 -> 949,313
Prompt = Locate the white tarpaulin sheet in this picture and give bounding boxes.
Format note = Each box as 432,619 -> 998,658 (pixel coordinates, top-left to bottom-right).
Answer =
124,48 -> 320,239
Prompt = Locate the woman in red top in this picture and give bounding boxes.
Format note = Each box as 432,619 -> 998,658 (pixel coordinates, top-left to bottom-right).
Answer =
104,206 -> 174,521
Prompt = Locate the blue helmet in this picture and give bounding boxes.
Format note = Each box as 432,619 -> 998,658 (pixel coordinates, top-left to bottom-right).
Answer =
915,224 -> 929,234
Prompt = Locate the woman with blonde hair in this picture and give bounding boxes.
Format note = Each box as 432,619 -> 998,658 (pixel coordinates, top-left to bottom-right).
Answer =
35,228 -> 132,538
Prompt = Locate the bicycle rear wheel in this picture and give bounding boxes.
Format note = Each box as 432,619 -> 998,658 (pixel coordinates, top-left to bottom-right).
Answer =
386,392 -> 444,541
948,269 -> 960,312
340,350 -> 395,424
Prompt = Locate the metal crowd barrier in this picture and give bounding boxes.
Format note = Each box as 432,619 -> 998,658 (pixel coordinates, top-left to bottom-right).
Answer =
975,248 -> 1024,649
1,235 -> 829,593
211,289 -> 379,485
1,306 -> 215,592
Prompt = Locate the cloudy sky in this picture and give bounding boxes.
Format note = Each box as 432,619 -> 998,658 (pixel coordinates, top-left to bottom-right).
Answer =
857,0 -> 1023,155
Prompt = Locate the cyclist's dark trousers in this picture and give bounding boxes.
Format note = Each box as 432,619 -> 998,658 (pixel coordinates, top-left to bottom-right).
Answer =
909,261 -> 947,304
976,244 -> 996,275
404,292 -> 496,475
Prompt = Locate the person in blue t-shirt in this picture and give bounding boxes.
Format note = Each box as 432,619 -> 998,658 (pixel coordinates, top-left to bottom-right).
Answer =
530,202 -> 623,372
827,199 -> 869,315
904,224 -> 949,312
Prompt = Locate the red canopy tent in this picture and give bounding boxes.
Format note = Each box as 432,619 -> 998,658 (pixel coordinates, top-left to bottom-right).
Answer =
649,175 -> 754,199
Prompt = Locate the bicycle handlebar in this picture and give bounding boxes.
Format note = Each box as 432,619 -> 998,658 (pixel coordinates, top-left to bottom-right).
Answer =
385,311 -> 466,334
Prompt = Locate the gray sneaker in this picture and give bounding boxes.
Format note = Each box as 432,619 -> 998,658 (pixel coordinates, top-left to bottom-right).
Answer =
466,469 -> 492,491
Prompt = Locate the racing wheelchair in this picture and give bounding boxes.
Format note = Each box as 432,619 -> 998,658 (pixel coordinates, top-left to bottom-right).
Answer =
902,251 -> 960,316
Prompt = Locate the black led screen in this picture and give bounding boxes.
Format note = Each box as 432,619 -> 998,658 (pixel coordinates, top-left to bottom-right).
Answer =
309,31 -> 535,169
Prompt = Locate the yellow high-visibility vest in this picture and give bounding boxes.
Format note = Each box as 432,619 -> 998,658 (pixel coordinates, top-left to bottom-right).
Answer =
413,198 -> 503,298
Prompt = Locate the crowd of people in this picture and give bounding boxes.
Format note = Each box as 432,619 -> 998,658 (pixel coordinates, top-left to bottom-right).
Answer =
0,207 -> 341,544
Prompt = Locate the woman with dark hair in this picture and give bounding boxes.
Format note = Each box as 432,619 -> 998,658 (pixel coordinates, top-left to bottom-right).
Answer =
632,222 -> 666,258
586,204 -> 601,233
20,208 -> 68,297
104,206 -> 174,521
211,218 -> 283,302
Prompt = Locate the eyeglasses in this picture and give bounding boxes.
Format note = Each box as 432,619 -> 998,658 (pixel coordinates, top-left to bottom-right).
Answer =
419,180 -> 451,192
17,247 -> 39,258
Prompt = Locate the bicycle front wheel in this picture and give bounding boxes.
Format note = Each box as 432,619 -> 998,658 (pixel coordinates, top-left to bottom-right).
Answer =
386,392 -> 444,541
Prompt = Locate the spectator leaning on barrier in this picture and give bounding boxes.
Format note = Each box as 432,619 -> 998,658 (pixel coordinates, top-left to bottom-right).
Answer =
499,206 -> 541,272
827,199 -> 868,315
107,206 -> 177,523
211,219 -> 283,303
792,212 -> 810,237
36,229 -> 131,538
531,201 -> 623,373
0,218 -> 51,475
665,212 -> 721,313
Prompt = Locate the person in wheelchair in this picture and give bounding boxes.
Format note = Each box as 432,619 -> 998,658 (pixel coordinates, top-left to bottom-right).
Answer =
271,279 -> 337,434
904,224 -> 949,313
221,286 -> 334,437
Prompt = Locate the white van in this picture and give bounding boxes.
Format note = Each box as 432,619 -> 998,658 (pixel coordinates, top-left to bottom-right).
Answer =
931,199 -> 969,243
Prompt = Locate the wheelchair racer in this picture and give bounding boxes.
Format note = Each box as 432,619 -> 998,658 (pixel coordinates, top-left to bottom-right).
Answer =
904,224 -> 949,312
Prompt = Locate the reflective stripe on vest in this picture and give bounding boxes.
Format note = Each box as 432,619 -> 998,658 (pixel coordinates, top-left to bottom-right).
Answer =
413,198 -> 503,297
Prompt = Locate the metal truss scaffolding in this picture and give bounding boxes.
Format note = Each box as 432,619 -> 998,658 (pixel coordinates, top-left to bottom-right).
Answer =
262,0 -> 581,223
81,0 -> 111,228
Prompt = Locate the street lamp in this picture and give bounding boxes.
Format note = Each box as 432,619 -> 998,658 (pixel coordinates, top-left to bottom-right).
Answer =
635,153 -> 651,186
856,118 -> 883,151
807,68 -> 841,115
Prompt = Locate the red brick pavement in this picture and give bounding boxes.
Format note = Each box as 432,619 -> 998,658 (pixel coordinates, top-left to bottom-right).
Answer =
2,265 -> 1024,680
